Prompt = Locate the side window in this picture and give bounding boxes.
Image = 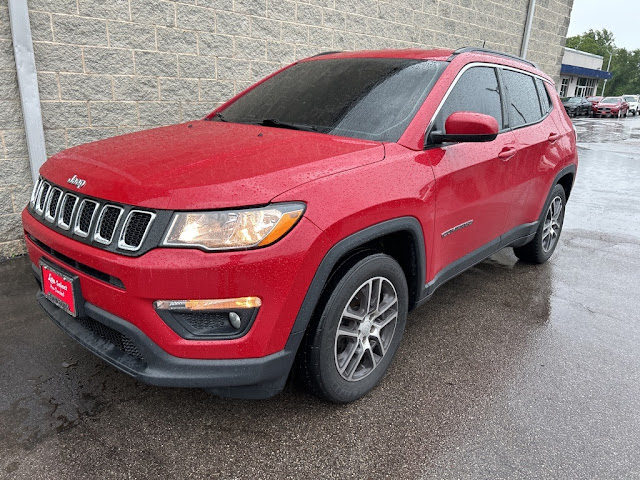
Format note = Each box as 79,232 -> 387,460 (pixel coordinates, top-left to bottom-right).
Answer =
502,70 -> 542,127
434,66 -> 503,133
535,78 -> 552,114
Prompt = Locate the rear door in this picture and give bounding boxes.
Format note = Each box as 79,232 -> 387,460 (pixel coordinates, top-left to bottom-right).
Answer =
427,65 -> 518,279
501,70 -> 560,233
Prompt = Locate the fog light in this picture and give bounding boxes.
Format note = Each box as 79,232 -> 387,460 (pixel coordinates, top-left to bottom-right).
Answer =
228,312 -> 241,329
154,297 -> 261,340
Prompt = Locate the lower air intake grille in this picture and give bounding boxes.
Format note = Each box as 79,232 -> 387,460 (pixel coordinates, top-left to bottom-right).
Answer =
76,316 -> 144,361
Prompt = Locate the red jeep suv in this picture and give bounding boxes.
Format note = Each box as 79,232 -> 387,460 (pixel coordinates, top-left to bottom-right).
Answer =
23,48 -> 577,403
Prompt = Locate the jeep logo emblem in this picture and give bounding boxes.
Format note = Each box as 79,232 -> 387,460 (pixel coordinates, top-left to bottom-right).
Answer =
67,175 -> 86,189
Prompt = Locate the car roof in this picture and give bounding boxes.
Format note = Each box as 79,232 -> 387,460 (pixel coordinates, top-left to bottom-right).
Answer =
302,48 -> 551,82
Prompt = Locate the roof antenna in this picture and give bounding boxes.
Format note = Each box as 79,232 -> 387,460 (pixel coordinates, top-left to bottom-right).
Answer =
482,40 -> 486,48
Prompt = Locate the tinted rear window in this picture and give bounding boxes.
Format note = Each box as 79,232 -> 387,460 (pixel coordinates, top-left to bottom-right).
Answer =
215,58 -> 445,142
502,70 -> 543,127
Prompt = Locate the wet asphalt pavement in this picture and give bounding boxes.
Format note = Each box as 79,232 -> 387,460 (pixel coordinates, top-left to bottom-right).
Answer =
2,115 -> 640,479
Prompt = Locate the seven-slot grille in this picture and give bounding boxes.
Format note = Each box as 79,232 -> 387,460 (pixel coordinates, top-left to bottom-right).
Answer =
29,177 -> 155,253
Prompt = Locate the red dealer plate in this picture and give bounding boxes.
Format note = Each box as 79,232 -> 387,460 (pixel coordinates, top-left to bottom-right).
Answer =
41,260 -> 77,317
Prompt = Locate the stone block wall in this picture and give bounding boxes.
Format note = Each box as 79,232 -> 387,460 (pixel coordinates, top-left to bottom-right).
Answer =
0,0 -> 573,259
1,3 -> 30,258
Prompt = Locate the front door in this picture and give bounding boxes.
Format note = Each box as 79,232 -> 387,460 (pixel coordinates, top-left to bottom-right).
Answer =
426,65 -> 515,280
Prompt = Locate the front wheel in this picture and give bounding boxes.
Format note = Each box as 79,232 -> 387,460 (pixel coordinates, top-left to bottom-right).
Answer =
514,184 -> 566,264
297,254 -> 408,403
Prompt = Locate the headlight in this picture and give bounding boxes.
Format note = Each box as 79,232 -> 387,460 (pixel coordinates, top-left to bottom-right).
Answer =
162,203 -> 305,250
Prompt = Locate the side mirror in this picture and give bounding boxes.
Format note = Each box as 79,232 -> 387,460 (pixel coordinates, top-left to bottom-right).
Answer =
430,111 -> 499,145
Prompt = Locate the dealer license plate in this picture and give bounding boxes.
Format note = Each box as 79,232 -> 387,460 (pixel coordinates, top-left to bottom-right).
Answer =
40,260 -> 77,317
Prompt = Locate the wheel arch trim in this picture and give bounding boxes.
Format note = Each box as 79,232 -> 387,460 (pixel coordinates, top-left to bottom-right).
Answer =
289,217 -> 426,337
545,164 -> 577,214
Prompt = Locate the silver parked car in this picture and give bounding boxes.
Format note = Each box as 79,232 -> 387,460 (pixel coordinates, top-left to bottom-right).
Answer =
623,95 -> 639,116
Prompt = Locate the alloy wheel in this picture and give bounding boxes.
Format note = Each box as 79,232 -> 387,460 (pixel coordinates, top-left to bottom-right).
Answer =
334,277 -> 398,382
542,196 -> 563,252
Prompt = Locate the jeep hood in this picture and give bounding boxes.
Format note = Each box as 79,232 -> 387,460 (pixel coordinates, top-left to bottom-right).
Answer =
40,121 -> 384,210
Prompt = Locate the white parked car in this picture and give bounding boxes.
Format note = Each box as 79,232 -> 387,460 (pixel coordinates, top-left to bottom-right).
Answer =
623,95 -> 639,116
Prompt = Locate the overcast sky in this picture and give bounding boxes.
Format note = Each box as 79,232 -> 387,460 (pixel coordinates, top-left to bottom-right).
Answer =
567,0 -> 640,50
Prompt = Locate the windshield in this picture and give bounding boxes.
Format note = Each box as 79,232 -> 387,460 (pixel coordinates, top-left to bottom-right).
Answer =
213,58 -> 446,142
623,96 -> 636,101
601,97 -> 620,103
587,97 -> 601,101
566,98 -> 581,103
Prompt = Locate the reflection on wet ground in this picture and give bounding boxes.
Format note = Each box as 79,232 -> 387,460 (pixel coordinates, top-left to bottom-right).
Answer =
574,114 -> 640,143
1,116 -> 639,479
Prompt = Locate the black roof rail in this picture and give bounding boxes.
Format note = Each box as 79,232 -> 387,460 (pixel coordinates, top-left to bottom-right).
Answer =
448,47 -> 538,69
310,50 -> 342,57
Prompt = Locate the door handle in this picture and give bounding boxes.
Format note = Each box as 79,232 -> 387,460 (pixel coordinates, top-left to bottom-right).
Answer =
548,132 -> 560,142
498,147 -> 517,160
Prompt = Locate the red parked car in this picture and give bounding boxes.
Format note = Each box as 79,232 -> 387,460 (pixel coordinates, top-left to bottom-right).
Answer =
23,48 -> 578,403
587,95 -> 603,107
593,96 -> 629,118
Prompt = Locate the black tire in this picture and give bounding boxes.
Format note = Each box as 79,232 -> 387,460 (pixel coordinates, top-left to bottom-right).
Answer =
514,184 -> 566,264
296,253 -> 408,403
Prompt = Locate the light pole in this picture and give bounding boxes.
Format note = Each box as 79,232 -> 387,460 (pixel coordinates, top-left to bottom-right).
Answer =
601,47 -> 614,96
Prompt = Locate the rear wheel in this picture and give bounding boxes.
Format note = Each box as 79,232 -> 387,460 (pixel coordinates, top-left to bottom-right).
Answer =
514,184 -> 566,264
297,254 -> 408,403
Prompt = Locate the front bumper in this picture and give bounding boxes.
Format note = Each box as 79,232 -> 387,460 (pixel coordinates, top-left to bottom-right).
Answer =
595,108 -> 617,115
35,276 -> 301,398
23,208 -> 329,362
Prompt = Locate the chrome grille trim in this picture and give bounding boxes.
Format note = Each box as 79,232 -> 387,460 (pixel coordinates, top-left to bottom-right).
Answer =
56,193 -> 79,230
117,210 -> 156,251
35,182 -> 51,215
44,187 -> 63,223
30,178 -> 43,208
93,205 -> 124,245
73,199 -> 99,238
30,178 -> 159,255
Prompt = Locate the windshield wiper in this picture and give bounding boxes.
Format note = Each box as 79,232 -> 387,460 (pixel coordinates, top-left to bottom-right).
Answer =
255,118 -> 318,132
209,112 -> 227,122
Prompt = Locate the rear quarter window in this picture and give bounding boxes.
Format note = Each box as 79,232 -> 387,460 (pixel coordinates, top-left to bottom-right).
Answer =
535,78 -> 552,114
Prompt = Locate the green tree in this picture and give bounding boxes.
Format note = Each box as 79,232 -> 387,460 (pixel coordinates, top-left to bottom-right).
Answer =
565,29 -> 640,96
566,28 -> 615,57
607,49 -> 640,95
